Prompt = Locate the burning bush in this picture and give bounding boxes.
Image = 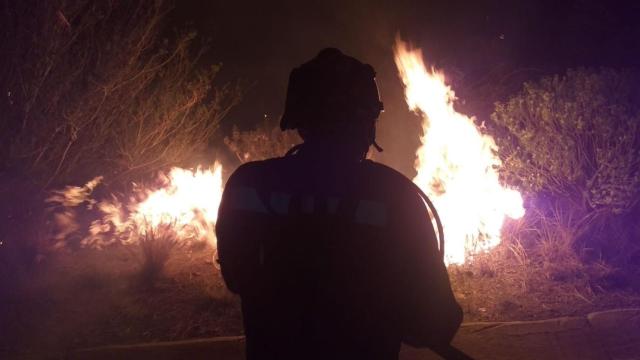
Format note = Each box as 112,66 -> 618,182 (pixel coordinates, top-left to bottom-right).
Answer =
44,164 -> 224,266
33,162 -> 225,292
492,68 -> 640,264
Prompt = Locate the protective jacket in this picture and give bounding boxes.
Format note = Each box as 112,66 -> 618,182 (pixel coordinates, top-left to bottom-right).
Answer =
216,149 -> 462,360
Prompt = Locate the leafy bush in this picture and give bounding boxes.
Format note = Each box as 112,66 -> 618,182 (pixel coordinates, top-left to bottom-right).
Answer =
492,68 -> 640,261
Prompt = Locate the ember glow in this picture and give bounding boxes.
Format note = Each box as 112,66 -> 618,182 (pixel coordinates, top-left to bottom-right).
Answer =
393,39 -> 524,264
49,163 -> 224,249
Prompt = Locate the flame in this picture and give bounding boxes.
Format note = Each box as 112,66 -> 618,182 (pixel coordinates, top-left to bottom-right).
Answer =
130,165 -> 223,246
49,163 -> 224,250
393,38 -> 524,264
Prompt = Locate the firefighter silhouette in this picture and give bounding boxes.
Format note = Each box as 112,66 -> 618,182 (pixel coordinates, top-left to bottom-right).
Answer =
216,48 -> 463,360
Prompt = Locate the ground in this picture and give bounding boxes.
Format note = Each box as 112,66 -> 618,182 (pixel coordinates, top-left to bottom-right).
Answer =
449,244 -> 640,322
0,246 -> 241,359
2,242 -> 640,359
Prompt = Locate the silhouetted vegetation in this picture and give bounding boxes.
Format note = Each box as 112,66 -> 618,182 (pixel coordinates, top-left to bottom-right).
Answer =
0,3 -> 242,354
136,223 -> 179,287
1,0 -> 240,189
224,118 -> 301,163
0,0 -> 240,268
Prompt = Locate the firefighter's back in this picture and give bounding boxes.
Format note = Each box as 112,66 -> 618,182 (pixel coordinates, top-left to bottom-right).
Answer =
216,47 -> 462,360
218,154 -> 427,359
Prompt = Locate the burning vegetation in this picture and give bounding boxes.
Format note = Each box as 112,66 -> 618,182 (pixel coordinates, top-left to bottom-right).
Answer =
46,164 -> 224,280
46,40 -> 527,272
394,38 -> 525,264
1,0 -> 640,357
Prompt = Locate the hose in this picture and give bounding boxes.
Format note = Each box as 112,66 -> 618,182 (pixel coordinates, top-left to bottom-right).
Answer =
414,185 -> 445,261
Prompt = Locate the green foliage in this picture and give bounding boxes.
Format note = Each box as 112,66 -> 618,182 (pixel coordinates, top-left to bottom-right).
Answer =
492,68 -> 640,214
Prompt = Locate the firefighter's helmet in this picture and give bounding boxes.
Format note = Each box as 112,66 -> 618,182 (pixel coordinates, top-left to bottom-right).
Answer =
280,48 -> 384,143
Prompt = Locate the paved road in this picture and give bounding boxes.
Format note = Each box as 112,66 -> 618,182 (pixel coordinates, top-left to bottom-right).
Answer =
72,309 -> 640,360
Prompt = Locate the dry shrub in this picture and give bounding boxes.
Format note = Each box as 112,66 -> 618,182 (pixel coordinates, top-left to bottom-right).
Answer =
498,205 -> 622,295
1,0 -> 240,189
136,222 -> 179,286
1,0 -> 240,266
449,207 -> 638,322
529,206 -> 584,279
224,117 -> 301,163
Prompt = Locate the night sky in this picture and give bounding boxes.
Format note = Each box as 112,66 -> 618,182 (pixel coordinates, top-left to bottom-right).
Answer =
172,0 -> 640,175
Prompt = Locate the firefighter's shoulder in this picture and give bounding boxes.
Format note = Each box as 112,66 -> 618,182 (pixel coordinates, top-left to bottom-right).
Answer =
220,158 -> 285,215
363,160 -> 427,217
360,160 -> 426,208
225,157 -> 284,188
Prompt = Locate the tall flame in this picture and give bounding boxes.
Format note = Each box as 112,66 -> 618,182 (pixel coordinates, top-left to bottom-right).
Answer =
393,39 -> 524,264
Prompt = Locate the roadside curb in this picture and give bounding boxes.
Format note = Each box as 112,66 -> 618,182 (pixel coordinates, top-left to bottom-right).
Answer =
71,336 -> 245,360
71,308 -> 640,360
438,308 -> 640,360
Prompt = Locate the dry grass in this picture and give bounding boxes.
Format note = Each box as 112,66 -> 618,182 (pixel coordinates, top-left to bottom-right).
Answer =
450,208 -> 640,322
136,223 -> 180,287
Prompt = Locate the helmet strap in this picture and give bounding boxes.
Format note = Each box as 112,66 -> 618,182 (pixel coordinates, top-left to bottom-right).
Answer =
372,140 -> 384,152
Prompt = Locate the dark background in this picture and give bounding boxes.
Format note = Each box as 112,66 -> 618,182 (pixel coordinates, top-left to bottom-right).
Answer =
171,0 -> 640,175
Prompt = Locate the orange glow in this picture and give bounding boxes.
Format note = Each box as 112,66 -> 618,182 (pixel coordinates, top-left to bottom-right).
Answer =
78,163 -> 224,249
394,38 -> 524,264
131,165 -> 223,246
